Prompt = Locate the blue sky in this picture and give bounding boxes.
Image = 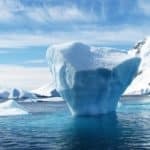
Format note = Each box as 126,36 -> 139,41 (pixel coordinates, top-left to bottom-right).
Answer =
0,0 -> 150,89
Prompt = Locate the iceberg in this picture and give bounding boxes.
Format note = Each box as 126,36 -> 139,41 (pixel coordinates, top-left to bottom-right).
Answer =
125,37 -> 150,95
47,42 -> 140,116
0,100 -> 28,116
0,89 -> 9,99
0,88 -> 37,101
32,83 -> 60,98
9,88 -> 37,99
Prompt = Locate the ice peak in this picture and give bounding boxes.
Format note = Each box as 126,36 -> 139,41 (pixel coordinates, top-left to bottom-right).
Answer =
124,37 -> 150,96
133,37 -> 150,57
128,37 -> 150,71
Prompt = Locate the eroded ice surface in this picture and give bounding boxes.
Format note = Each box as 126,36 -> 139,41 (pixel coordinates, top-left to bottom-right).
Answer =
47,42 -> 140,116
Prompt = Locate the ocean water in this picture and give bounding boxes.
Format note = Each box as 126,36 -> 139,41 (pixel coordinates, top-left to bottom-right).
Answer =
0,99 -> 150,150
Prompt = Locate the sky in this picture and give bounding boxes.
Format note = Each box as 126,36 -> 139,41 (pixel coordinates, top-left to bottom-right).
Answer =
0,0 -> 150,89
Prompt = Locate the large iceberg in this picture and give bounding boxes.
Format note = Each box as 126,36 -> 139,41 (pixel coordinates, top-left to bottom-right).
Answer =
47,42 -> 140,116
124,37 -> 150,95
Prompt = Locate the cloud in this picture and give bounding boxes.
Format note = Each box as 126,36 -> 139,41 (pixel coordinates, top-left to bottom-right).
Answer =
0,26 -> 148,48
26,5 -> 97,23
0,64 -> 51,90
23,59 -> 46,65
0,33 -> 51,48
47,5 -> 96,22
25,7 -> 49,23
0,0 -> 14,22
138,0 -> 150,16
0,0 -> 148,48
0,0 -> 97,23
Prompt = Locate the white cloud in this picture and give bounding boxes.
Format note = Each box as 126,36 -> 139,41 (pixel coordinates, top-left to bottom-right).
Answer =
0,0 -> 24,22
25,7 -> 49,23
0,0 -> 14,22
0,0 -> 98,23
26,5 -> 97,23
138,0 -> 150,15
0,26 -> 149,48
0,65 -> 51,90
0,33 -> 51,48
47,5 -> 96,22
24,59 -> 46,64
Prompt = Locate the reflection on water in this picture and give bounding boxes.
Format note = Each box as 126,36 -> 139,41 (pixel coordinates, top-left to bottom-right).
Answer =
65,114 -> 120,150
0,99 -> 149,150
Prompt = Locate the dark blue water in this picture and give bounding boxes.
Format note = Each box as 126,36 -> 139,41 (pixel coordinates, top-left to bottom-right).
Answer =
0,101 -> 150,150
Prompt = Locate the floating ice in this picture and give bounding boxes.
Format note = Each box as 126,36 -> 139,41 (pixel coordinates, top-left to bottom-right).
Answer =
32,83 -> 60,97
0,100 -> 28,116
0,88 -> 37,100
47,42 -> 140,116
9,88 -> 37,99
0,89 -> 9,99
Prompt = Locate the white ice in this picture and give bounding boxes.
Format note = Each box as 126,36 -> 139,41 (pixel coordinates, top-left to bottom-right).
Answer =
125,37 -> 150,95
0,88 -> 37,100
32,83 -> 60,97
0,100 -> 28,116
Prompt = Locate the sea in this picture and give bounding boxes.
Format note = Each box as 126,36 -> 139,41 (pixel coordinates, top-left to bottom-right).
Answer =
0,97 -> 149,150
